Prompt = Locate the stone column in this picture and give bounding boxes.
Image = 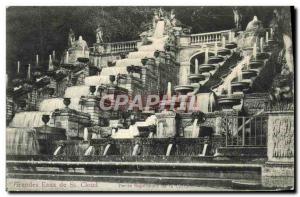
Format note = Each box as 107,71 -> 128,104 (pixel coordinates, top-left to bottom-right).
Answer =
262,111 -> 294,189
179,61 -> 190,85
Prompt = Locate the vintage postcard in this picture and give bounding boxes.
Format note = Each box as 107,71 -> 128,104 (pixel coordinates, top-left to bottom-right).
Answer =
6,6 -> 295,192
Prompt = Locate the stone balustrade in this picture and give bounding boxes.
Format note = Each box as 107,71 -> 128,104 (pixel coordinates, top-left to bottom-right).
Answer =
91,40 -> 139,55
190,30 -> 233,45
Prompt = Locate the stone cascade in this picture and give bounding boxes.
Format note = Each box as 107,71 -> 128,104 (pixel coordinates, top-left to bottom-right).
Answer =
216,30 -> 274,111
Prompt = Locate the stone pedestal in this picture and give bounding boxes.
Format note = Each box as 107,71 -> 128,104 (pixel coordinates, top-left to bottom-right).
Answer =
81,96 -> 100,125
262,111 -> 294,189
52,108 -> 91,139
155,111 -> 177,138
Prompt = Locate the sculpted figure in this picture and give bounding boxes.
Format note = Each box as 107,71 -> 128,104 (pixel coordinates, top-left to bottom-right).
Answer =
233,7 -> 242,30
96,25 -> 104,43
68,28 -> 75,47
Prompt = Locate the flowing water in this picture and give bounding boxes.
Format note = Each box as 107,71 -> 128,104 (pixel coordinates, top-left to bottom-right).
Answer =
6,128 -> 40,155
215,56 -> 250,95
9,112 -> 53,128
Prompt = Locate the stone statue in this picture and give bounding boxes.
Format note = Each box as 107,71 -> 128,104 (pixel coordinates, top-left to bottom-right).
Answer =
233,7 -> 242,30
153,9 -> 160,29
158,7 -> 164,18
245,16 -> 264,32
68,28 -> 75,47
96,25 -> 104,43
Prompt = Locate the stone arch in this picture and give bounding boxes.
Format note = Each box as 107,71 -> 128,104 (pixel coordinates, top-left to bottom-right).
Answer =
189,50 -> 215,74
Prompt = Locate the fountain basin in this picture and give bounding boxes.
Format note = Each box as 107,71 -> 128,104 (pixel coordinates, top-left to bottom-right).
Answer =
267,39 -> 276,46
231,81 -> 251,93
188,74 -> 206,83
174,85 -> 194,95
241,70 -> 258,79
207,56 -> 224,64
218,97 -> 241,110
256,52 -> 270,60
77,57 -> 89,63
217,48 -> 231,56
199,64 -> 216,73
225,42 -> 237,49
248,61 -> 263,69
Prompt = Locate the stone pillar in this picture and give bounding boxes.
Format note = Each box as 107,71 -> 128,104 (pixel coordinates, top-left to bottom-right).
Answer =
82,96 -> 100,125
262,111 -> 294,189
179,61 -> 190,85
155,111 -> 177,138
52,108 -> 91,139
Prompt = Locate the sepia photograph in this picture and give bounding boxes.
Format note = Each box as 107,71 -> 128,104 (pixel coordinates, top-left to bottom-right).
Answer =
5,6 -> 295,192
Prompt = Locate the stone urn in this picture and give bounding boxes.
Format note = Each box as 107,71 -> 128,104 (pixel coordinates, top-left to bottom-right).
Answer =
89,86 -> 96,95
107,60 -> 114,67
42,114 -> 50,125
63,97 -> 71,108
141,58 -> 148,66
48,88 -> 55,97
154,50 -> 160,58
109,75 -> 116,84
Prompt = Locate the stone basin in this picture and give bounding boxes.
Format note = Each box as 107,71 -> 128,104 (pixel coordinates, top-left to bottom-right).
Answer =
77,57 -> 89,63
174,85 -> 194,95
218,97 -> 241,110
217,48 -> 231,56
225,42 -> 237,49
241,70 -> 258,79
248,61 -> 263,69
188,74 -> 206,83
231,81 -> 251,93
267,39 -> 276,46
199,64 -> 216,73
256,52 -> 270,60
207,56 -> 224,64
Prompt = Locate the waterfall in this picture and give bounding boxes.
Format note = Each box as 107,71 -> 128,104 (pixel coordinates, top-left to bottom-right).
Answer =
253,43 -> 257,60
64,85 -> 91,98
17,61 -> 20,74
132,144 -> 140,156
6,128 -> 40,155
84,146 -> 94,156
214,42 -> 218,56
167,82 -> 172,100
49,55 -> 53,71
195,59 -> 199,74
53,146 -> 62,155
27,64 -> 31,79
191,119 -> 199,138
66,51 -> 69,63
195,93 -> 212,113
9,111 -> 53,128
260,37 -> 264,53
36,54 -> 39,65
148,132 -> 154,138
103,144 -> 111,156
222,36 -> 226,48
216,56 -> 250,95
166,143 -> 173,156
52,50 -> 56,60
266,31 -> 269,43
39,98 -> 82,111
153,20 -> 165,38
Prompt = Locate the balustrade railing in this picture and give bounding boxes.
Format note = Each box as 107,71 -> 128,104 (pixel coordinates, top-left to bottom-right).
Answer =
190,30 -> 232,45
223,115 -> 267,147
91,40 -> 138,55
